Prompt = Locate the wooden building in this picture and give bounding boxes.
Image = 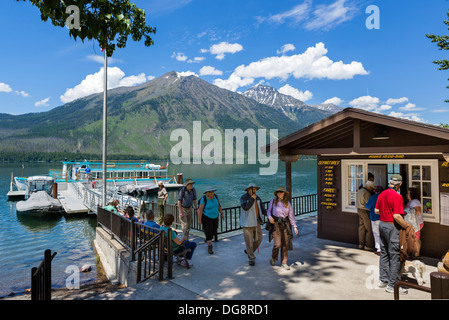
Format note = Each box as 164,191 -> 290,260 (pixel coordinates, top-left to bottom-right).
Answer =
274,107 -> 449,258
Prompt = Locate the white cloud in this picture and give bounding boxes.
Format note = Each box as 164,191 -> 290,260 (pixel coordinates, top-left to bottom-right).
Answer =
86,54 -> 122,65
188,57 -> 205,63
277,44 -> 296,55
378,104 -> 392,111
147,75 -> 155,81
386,97 -> 408,105
269,1 -> 312,24
388,111 -> 425,123
177,71 -> 199,77
60,67 -> 148,103
171,52 -> 188,62
15,90 -> 30,97
0,83 -> 13,93
35,97 -> 50,107
202,42 -> 243,60
323,97 -> 343,105
265,0 -> 358,31
214,42 -> 368,92
199,66 -> 223,76
214,74 -> 254,92
349,95 -> 380,111
399,103 -> 417,111
278,84 -> 313,102
304,0 -> 358,31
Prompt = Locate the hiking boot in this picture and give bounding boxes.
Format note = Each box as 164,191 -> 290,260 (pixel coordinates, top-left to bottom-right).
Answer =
208,245 -> 214,254
270,258 -> 275,266
249,260 -> 255,266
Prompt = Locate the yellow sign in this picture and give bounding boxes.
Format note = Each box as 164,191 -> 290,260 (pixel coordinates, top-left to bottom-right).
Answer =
318,160 -> 340,166
368,155 -> 405,159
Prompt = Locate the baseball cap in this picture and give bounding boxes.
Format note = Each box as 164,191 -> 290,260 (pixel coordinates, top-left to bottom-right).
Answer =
390,174 -> 403,182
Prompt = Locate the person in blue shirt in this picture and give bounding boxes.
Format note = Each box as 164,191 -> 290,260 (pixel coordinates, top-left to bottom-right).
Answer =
365,186 -> 384,256
143,210 -> 160,229
198,188 -> 223,254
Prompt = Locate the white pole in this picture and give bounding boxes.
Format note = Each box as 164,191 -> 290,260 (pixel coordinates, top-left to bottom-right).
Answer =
102,48 -> 108,207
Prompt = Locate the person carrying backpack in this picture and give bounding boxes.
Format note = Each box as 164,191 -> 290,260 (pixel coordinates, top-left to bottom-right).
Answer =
177,179 -> 197,241
198,187 -> 223,254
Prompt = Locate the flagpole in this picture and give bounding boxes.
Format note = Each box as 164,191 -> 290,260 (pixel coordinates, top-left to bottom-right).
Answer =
102,47 -> 108,207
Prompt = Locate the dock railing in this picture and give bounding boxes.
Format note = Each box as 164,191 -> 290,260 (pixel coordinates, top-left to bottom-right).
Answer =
148,193 -> 317,240
97,206 -> 173,281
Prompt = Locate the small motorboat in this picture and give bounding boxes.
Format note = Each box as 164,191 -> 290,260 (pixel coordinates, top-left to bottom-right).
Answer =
16,191 -> 63,216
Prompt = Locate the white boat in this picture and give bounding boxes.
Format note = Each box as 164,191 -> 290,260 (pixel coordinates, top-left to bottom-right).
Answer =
16,190 -> 63,216
8,175 -> 55,200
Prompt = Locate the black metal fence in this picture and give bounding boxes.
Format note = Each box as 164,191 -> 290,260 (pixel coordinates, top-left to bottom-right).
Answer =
31,249 -> 57,300
148,193 -> 318,238
97,206 -> 173,282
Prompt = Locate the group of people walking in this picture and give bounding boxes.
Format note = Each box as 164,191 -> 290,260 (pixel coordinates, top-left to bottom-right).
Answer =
356,173 -> 424,295
154,178 -> 299,269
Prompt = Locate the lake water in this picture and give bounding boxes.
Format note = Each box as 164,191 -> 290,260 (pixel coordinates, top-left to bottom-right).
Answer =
0,159 -> 317,297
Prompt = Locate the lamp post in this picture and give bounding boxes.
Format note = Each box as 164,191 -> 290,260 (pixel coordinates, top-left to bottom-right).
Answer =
102,47 -> 107,207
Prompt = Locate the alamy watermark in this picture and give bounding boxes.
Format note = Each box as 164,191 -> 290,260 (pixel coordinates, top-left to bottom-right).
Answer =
366,5 -> 380,30
170,121 -> 279,175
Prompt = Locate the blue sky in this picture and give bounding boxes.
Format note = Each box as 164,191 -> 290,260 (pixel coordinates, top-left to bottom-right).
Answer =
1,0 -> 449,125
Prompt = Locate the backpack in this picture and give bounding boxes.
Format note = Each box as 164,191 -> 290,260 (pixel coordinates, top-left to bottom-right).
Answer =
198,194 -> 219,208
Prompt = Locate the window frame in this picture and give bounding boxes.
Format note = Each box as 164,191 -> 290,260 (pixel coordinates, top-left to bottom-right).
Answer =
341,159 -> 440,223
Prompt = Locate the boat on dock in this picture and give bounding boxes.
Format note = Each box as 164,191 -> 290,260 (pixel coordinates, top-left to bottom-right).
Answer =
15,176 -> 63,216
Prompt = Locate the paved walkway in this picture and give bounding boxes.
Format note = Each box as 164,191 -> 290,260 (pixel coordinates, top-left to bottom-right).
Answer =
83,214 -> 438,300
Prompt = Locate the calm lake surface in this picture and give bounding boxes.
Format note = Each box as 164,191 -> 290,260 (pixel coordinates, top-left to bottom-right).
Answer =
0,159 -> 317,297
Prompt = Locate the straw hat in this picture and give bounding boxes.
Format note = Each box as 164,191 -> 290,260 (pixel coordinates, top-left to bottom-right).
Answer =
245,183 -> 260,191
183,178 -> 195,186
273,186 -> 289,197
158,181 -> 164,186
203,187 -> 217,194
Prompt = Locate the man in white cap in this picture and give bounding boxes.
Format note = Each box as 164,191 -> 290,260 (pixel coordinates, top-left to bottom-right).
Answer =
355,180 -> 375,251
240,183 -> 265,266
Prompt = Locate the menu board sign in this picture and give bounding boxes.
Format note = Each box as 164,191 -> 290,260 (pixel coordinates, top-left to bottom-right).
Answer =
318,160 -> 340,210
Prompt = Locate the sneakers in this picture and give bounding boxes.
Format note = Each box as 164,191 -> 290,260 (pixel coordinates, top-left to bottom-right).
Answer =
270,258 -> 275,266
377,280 -> 388,288
180,260 -> 192,267
386,285 -> 408,295
249,260 -> 255,266
281,264 -> 290,270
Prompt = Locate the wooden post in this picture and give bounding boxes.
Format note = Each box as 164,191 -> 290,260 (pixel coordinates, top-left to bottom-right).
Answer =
279,154 -> 299,202
430,272 -> 449,299
286,161 -> 292,202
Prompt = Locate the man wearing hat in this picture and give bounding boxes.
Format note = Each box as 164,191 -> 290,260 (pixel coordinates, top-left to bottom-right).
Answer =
375,174 -> 409,294
355,180 -> 375,251
157,181 -> 168,225
240,183 -> 266,266
178,179 -> 197,241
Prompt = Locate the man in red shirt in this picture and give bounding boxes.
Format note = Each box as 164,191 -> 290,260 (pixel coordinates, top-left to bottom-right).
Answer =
375,174 -> 408,295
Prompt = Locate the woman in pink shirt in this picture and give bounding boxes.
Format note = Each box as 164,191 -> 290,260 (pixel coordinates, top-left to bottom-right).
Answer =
267,187 -> 298,270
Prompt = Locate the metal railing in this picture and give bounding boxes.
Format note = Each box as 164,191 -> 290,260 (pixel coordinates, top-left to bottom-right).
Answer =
97,206 -> 173,282
31,249 -> 57,300
149,194 -> 318,239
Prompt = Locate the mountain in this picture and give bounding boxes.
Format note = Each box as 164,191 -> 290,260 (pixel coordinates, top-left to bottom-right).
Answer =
0,72 -> 304,160
242,84 -> 341,127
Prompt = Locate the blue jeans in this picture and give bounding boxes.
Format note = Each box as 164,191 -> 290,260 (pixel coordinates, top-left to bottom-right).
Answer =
174,240 -> 197,260
379,221 -> 401,288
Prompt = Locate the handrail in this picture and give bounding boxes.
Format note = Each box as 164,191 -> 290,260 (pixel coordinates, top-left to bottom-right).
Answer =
393,280 -> 431,300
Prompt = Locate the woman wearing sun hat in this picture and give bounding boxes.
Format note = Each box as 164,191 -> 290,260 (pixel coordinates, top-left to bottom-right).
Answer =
198,187 -> 223,254
266,186 -> 298,270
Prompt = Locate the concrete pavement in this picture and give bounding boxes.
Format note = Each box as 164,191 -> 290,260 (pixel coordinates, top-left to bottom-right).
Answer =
82,213 -> 438,300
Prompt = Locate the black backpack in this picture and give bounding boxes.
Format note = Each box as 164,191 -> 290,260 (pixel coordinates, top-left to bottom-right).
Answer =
198,194 -> 219,208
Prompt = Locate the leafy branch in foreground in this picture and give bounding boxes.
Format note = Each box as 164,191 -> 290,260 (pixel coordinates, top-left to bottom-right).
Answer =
17,0 -> 156,56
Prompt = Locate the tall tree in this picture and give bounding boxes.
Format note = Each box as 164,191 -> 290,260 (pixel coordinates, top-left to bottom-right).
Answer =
427,11 -> 449,103
17,0 -> 156,56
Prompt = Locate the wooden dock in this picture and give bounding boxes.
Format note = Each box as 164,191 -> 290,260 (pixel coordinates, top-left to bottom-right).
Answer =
57,183 -> 89,214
